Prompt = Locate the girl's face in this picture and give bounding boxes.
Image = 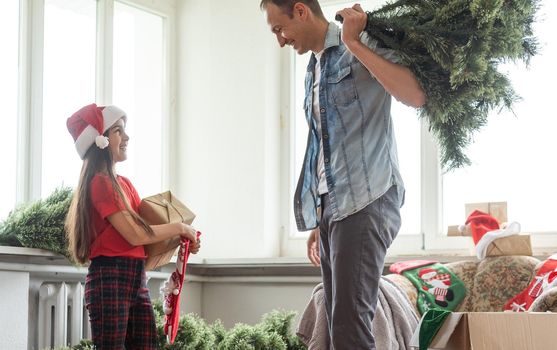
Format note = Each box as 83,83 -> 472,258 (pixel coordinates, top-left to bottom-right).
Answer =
107,118 -> 129,163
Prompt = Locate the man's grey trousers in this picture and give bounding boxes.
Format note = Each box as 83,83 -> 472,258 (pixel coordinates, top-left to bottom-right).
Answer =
319,186 -> 402,350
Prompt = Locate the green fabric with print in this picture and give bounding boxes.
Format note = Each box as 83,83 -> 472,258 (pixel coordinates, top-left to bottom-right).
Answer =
403,263 -> 466,315
419,309 -> 452,350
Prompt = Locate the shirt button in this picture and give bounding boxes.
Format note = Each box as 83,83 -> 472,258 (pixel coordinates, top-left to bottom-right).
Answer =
324,158 -> 329,163
323,134 -> 328,139
320,108 -> 325,113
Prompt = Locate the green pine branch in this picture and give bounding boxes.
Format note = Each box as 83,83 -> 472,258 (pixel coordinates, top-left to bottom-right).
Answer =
363,0 -> 539,170
0,186 -> 73,257
152,299 -> 307,350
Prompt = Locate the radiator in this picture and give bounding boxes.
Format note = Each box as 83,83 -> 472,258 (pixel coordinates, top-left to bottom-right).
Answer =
38,282 -> 89,349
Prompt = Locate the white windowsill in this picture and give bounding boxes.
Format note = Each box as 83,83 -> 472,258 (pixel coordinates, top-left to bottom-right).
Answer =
1,245 -> 554,279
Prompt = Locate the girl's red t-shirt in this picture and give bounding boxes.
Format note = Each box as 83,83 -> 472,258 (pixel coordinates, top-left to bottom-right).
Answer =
89,173 -> 146,259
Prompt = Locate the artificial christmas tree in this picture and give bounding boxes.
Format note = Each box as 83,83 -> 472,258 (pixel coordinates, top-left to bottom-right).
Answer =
340,0 -> 539,170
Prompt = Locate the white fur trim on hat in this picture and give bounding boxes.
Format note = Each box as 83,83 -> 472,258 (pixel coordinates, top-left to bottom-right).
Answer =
100,105 -> 127,133
475,221 -> 521,260
75,125 -> 99,159
73,105 -> 126,159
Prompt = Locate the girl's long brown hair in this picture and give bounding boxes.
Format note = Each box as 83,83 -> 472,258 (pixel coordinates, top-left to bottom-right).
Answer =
65,129 -> 154,264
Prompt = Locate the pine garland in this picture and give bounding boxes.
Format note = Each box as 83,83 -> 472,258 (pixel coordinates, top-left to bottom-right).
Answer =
152,300 -> 307,349
0,186 -> 72,257
362,0 -> 539,170
52,307 -> 307,349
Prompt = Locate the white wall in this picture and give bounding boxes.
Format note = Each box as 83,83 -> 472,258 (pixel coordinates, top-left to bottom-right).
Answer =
199,281 -> 317,328
0,271 -> 29,350
175,0 -> 285,259
177,278 -> 319,329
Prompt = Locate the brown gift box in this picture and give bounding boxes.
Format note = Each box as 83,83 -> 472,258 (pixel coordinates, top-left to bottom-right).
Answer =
138,191 -> 195,270
486,234 -> 532,257
411,311 -> 557,349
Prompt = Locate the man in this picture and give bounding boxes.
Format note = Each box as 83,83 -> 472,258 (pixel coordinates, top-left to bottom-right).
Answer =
261,1 -> 426,349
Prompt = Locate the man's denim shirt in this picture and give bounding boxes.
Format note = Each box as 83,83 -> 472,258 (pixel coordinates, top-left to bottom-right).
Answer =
294,23 -> 405,231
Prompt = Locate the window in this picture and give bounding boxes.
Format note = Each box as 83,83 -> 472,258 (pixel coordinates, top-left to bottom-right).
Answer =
0,0 -> 20,220
113,2 -> 165,197
286,0 -> 557,253
41,0 -> 96,197
5,0 -> 173,213
442,0 -> 557,236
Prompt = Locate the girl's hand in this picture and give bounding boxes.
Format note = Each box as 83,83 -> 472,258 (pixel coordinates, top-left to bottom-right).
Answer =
189,237 -> 201,254
180,223 -> 201,254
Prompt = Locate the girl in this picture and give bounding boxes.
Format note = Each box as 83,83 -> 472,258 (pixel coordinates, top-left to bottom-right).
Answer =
65,103 -> 200,349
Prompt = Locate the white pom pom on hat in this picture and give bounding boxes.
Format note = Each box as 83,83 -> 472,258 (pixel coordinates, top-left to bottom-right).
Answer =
67,103 -> 127,159
95,135 -> 110,149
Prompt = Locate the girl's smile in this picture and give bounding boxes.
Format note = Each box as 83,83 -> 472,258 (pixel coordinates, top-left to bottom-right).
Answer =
108,118 -> 129,163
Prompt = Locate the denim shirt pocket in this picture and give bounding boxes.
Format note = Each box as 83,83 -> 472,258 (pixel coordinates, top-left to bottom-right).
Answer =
327,65 -> 358,106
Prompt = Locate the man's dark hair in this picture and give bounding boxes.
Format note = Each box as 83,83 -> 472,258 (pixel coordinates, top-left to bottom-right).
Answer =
260,0 -> 325,19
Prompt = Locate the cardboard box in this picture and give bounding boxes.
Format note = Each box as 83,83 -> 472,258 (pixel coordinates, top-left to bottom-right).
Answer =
139,191 -> 196,271
448,202 -> 508,237
465,202 -> 508,224
447,225 -> 467,237
486,235 -> 532,257
411,312 -> 557,350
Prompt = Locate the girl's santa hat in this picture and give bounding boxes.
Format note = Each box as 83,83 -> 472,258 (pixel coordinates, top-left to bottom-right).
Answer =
67,103 -> 126,159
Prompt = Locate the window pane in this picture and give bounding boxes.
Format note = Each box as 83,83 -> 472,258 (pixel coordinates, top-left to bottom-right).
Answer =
113,2 -> 164,197
442,0 -> 557,233
0,0 -> 19,220
392,104 -> 421,235
291,0 -> 421,235
42,0 -> 96,197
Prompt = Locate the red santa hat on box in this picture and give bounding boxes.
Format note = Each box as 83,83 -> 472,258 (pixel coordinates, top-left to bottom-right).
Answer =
462,210 -> 500,245
462,209 -> 521,260
66,103 -> 127,159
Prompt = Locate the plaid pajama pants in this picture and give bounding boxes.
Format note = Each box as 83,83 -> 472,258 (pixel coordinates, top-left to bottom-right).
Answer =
85,257 -> 158,349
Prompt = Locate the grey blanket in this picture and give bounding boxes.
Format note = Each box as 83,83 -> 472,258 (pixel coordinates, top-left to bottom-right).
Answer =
296,276 -> 419,350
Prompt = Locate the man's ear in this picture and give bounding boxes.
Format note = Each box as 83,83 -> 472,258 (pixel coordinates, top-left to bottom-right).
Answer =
293,2 -> 308,19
